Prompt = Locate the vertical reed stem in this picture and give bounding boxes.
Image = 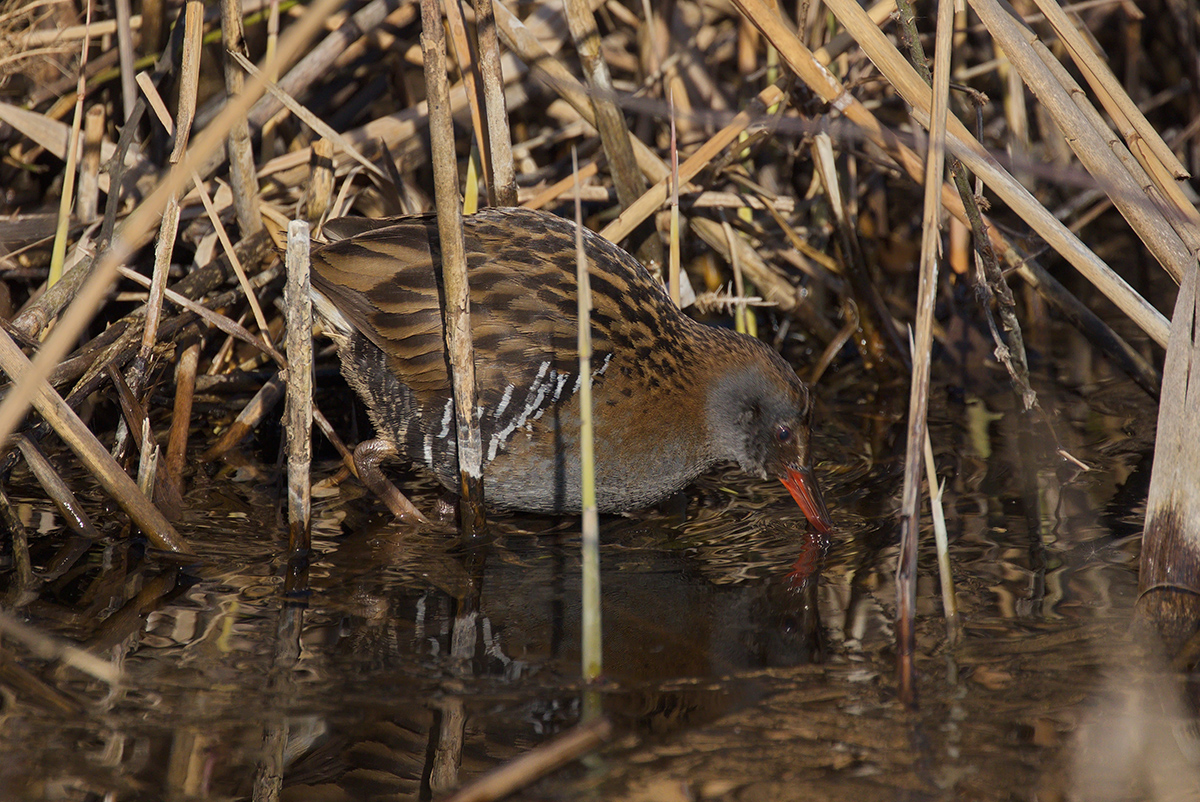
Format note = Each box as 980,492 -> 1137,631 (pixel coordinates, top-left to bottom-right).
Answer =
574,150 -> 602,689
896,0 -> 954,706
284,221 -> 313,593
422,0 -> 487,537
220,0 -> 263,237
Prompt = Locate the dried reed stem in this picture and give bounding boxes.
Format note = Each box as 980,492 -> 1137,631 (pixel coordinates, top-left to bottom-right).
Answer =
1029,0 -> 1188,183
668,93 -> 681,307
136,0 -> 204,413
474,0 -> 518,206
220,0 -> 263,237
444,0 -> 489,196
48,6 -> 91,288
422,0 -> 487,536
15,435 -> 100,542
202,373 -> 286,462
573,150 -> 601,684
284,221 -> 313,589
77,104 -> 104,222
895,0 -> 953,703
163,328 -> 201,516
113,0 -> 137,121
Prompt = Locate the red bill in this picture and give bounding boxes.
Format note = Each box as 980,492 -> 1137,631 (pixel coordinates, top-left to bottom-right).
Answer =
781,465 -> 833,534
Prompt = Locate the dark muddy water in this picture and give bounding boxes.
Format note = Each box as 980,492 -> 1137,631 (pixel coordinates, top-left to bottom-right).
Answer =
1,318 -> 1186,801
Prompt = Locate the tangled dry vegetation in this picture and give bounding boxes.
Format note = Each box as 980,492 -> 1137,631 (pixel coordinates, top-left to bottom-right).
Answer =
0,0 -> 1195,691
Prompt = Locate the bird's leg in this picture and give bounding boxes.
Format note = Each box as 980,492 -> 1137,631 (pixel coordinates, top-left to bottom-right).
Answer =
353,439 -> 430,524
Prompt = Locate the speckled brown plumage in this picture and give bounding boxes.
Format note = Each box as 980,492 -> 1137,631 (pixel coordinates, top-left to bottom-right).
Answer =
311,207 -> 831,528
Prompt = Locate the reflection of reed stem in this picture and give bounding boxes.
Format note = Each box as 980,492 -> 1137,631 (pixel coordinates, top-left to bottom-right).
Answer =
441,717 -> 612,802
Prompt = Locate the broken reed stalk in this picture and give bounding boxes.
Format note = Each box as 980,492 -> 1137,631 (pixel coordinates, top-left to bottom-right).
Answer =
219,0 -> 263,237
573,151 -> 602,688
1,485 -> 37,607
115,268 -> 285,365
896,0 -> 954,706
163,327 -> 201,516
230,51 -> 387,181
891,8 -> 1159,400
474,0 -> 518,206
134,70 -> 274,343
128,0 -> 201,469
201,373 -> 286,462
1030,44 -> 1200,260
722,218 -> 749,333
259,0 -> 282,162
421,0 -> 487,538
78,104 -> 104,222
1136,259 -> 1200,651
0,0 -> 343,451
524,159 -> 600,210
811,130 -> 901,369
284,221 -> 313,591
895,0 -> 1038,409
146,0 -> 203,356
303,138 -> 335,222
189,169 -> 272,337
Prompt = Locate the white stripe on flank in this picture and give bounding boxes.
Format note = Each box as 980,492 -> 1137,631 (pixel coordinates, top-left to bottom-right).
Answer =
495,383 -> 514,417
487,361 -> 551,461
437,398 -> 454,438
551,373 -> 570,402
526,370 -> 552,423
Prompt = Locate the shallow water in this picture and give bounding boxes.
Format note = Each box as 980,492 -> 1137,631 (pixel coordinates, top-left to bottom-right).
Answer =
0,323 -> 1187,801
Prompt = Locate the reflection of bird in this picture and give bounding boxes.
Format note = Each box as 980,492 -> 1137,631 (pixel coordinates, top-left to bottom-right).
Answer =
311,207 -> 831,530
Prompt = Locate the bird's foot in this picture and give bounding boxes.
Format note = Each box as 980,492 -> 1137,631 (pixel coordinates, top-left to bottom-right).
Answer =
353,439 -> 430,525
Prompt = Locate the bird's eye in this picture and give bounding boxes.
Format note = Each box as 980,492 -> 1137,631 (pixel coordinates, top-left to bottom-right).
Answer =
776,425 -> 792,442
